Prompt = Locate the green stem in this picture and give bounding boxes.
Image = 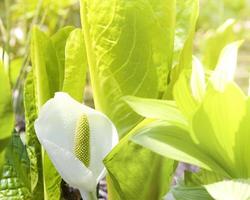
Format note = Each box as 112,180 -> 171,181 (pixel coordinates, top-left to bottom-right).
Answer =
80,190 -> 97,200
88,192 -> 97,200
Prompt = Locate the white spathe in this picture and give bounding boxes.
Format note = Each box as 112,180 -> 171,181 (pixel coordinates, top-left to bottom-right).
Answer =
34,92 -> 119,193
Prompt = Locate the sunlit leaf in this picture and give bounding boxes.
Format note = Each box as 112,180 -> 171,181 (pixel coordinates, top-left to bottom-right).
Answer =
235,98 -> 250,177
104,120 -> 176,200
210,41 -> 242,91
202,19 -> 237,69
0,61 -> 14,141
51,26 -> 74,89
132,120 -> 228,177
24,70 -> 44,199
124,96 -> 188,127
31,27 -> 60,107
80,1 -> 179,199
31,27 -> 62,200
204,180 -> 250,200
80,0 -> 176,136
192,83 -> 245,177
62,28 -> 87,102
173,71 -> 198,119
191,56 -> 206,102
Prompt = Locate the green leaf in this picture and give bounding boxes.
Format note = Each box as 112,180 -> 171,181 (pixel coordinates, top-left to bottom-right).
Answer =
204,180 -> 250,200
192,83 -> 246,177
172,185 -> 213,200
31,27 -> 61,200
31,27 -> 60,107
190,56 -> 206,102
81,1 -> 178,198
104,120 -> 176,200
0,134 -> 31,199
24,70 -> 44,199
184,170 -> 223,186
210,41 -> 242,91
235,98 -> 250,177
80,0 -> 175,136
164,0 -> 199,99
173,70 -> 198,119
51,26 -> 74,89
171,170 -> 223,200
124,96 -> 188,127
202,19 -> 237,70
173,0 -> 199,67
0,61 -> 14,141
133,81 -> 250,179
132,120 -> 228,177
62,28 -> 87,102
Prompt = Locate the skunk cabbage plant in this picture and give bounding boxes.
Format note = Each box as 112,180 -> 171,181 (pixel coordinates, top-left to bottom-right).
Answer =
125,41 -> 250,198
34,92 -> 118,199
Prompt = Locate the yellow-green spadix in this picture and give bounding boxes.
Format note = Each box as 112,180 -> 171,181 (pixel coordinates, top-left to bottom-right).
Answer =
34,92 -> 119,197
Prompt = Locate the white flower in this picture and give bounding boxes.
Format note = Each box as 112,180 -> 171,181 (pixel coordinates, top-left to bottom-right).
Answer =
34,92 -> 118,199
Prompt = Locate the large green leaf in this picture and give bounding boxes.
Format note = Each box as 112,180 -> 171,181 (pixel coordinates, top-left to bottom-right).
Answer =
31,27 -> 60,107
104,119 -> 176,200
132,120 -> 228,177
133,82 -> 247,178
51,26 -> 74,89
0,61 -> 14,141
80,0 -> 176,136
0,134 -> 31,199
62,28 -> 87,102
29,26 -> 88,199
124,96 -> 188,127
192,83 -> 245,177
31,27 -> 61,200
24,70 -> 43,199
80,0 -> 178,199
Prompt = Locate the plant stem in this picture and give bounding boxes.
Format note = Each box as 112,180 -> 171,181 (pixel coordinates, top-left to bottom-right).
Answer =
88,192 -> 97,200
80,190 -> 97,200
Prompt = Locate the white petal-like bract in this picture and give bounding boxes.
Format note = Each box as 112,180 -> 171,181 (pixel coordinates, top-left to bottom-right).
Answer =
34,92 -> 119,193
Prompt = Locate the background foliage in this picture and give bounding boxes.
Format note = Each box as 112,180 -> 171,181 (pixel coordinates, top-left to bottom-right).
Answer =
1,0 -> 250,199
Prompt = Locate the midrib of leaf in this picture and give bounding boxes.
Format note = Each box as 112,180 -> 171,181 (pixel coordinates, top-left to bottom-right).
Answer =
80,0 -> 145,136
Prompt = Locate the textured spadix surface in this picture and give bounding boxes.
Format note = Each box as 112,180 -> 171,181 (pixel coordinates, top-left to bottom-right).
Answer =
34,92 -> 118,192
74,114 -> 90,167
